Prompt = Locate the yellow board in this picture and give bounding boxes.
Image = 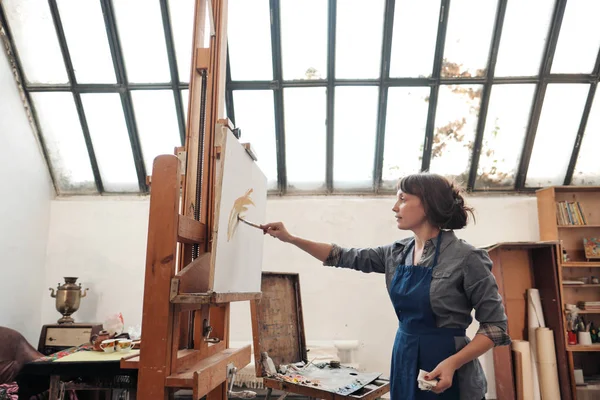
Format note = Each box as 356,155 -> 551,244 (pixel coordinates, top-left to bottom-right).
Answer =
54,349 -> 140,362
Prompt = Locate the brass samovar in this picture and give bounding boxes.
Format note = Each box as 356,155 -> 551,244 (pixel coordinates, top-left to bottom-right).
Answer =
49,277 -> 88,324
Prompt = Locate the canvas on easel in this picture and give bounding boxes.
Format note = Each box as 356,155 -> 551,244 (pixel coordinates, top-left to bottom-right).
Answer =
210,127 -> 267,294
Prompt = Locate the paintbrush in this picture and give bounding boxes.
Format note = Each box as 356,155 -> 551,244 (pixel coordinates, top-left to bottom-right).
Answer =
238,216 -> 263,230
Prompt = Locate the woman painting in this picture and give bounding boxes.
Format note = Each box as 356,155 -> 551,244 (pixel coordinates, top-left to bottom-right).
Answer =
260,173 -> 510,399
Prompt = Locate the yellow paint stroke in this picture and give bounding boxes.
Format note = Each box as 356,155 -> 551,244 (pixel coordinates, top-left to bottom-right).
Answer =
227,188 -> 255,241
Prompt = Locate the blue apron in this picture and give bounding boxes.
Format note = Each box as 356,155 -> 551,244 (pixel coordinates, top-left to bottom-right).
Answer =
389,232 -> 463,399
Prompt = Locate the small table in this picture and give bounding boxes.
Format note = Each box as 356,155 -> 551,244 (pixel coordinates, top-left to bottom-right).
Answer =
18,345 -> 139,400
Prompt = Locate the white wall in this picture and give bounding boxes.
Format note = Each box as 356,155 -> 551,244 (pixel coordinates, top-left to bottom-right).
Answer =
0,46 -> 53,344
43,198 -> 150,329
43,194 -> 539,398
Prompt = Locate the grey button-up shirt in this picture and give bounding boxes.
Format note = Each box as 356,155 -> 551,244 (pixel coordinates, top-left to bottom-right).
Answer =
324,230 -> 510,400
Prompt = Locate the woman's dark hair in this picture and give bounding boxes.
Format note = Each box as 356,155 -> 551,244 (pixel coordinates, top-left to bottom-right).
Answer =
398,173 -> 475,230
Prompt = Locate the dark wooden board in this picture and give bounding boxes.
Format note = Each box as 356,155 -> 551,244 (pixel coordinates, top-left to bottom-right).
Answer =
250,272 -> 307,377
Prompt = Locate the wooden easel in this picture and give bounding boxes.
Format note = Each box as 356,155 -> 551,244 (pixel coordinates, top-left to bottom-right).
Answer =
120,0 -> 259,398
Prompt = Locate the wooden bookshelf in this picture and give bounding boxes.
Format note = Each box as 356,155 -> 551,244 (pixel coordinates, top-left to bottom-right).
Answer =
537,186 -> 600,398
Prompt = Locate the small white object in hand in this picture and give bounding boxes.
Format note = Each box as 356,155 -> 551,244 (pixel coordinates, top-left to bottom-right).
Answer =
417,369 -> 438,391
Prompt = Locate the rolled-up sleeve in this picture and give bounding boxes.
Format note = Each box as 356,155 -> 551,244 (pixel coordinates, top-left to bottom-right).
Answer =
323,244 -> 387,274
463,249 -> 511,347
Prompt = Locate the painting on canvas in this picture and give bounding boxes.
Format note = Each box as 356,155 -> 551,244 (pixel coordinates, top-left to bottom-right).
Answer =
210,128 -> 267,294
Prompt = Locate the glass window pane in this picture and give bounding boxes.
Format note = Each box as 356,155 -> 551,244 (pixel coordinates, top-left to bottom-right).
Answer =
390,0 -> 441,78
228,0 -> 273,80
284,88 -> 326,191
336,0 -> 385,79
202,1 -> 211,49
3,0 -> 68,84
494,1 -> 554,77
131,90 -> 181,173
30,92 -> 96,193
280,0 -> 327,80
551,0 -> 600,74
382,87 -> 430,189
181,89 -> 189,123
429,85 -> 483,180
474,84 -> 536,190
526,84 -> 589,188
168,0 -> 195,83
442,0 -> 498,78
573,92 -> 600,185
113,0 -> 170,83
56,0 -> 116,84
232,91 -> 277,190
81,94 -> 139,192
334,87 -> 379,190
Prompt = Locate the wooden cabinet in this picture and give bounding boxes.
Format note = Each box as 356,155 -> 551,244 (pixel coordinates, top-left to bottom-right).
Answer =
484,242 -> 571,400
537,186 -> 600,399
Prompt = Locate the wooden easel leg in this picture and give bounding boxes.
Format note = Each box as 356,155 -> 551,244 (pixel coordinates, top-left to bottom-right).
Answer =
137,155 -> 181,400
206,383 -> 227,400
204,303 -> 230,400
209,304 -> 230,346
48,375 -> 60,400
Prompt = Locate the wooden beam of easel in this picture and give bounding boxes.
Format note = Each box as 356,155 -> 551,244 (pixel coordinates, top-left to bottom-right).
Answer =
181,0 -> 228,242
175,0 -> 229,364
166,346 -> 251,398
177,215 -> 207,244
138,155 -> 181,399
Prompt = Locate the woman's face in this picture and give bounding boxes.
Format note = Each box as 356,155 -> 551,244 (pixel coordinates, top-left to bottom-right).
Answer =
392,190 -> 428,230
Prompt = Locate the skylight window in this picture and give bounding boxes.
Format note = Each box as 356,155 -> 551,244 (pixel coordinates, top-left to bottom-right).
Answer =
1,0 -> 599,196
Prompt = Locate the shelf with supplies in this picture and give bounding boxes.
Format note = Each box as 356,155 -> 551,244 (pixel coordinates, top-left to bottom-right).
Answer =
559,225 -> 600,229
567,344 -> 600,352
563,284 -> 600,288
537,186 -> 600,399
562,262 -> 600,268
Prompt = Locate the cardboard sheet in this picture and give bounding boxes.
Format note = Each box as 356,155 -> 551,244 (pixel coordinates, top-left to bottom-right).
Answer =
535,328 -> 561,400
527,288 -> 544,400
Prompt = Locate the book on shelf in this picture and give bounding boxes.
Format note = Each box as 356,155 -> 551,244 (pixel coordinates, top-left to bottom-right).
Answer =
556,201 -> 587,226
578,301 -> 600,311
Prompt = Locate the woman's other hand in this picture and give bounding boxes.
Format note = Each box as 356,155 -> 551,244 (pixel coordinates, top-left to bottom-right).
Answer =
261,222 -> 294,243
424,357 -> 458,394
